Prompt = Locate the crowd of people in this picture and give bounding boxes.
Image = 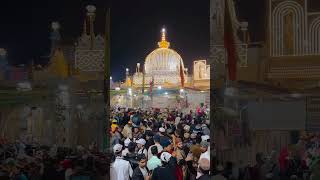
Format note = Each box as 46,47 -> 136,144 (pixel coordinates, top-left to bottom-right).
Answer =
109,106 -> 320,180
110,106 -> 211,180
0,140 -> 109,180
1,105 -> 319,180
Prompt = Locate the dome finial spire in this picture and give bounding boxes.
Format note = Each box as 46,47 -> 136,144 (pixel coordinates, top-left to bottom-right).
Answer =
161,28 -> 166,41
158,27 -> 170,48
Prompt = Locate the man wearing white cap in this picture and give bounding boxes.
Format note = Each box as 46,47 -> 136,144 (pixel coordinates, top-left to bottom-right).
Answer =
122,138 -> 131,157
152,152 -> 177,180
136,138 -> 148,158
110,144 -> 133,180
197,157 -> 211,180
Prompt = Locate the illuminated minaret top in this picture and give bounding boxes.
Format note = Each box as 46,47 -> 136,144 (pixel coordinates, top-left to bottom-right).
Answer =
158,28 -> 170,48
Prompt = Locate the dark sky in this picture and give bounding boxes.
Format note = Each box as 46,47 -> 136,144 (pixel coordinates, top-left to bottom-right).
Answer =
1,0 -> 319,81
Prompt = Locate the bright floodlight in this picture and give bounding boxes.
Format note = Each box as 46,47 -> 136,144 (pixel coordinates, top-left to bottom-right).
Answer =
128,88 -> 132,96
157,86 -> 162,90
126,68 -> 129,72
110,76 -> 112,80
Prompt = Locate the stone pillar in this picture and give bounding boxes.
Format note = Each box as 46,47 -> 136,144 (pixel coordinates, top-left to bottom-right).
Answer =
55,85 -> 71,147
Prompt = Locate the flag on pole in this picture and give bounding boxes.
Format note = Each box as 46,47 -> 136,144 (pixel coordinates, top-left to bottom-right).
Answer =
149,76 -> 154,96
179,60 -> 185,88
224,0 -> 237,81
142,66 -> 145,94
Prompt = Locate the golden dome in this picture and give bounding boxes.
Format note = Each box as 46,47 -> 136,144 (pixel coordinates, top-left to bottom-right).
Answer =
144,28 -> 185,75
48,49 -> 69,78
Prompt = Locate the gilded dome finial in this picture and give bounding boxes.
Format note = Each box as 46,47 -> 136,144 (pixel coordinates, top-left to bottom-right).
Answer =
158,27 -> 170,48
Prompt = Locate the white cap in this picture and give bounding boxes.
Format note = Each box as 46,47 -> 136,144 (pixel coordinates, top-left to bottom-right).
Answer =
136,138 -> 146,146
159,127 -> 165,133
113,144 -> 123,153
183,125 -> 190,132
124,138 -> 131,147
201,135 -> 210,142
160,152 -> 172,163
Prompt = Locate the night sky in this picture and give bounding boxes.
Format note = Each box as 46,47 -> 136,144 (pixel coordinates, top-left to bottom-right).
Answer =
1,0 -> 319,81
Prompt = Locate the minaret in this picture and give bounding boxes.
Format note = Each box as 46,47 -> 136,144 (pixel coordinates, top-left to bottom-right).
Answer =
86,5 -> 96,49
82,18 -> 87,35
210,0 -> 226,81
50,22 -> 61,58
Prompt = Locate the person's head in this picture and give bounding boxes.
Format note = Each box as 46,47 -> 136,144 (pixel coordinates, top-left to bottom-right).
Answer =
113,144 -> 123,157
134,127 -> 140,133
117,125 -> 123,132
160,152 -> 172,165
153,134 -> 160,144
198,158 -> 210,175
176,138 -> 183,149
145,131 -> 153,140
161,139 -> 173,152
200,141 -> 209,152
128,142 -> 136,153
124,138 -> 131,148
136,139 -> 146,149
151,146 -> 158,156
137,154 -> 147,168
159,127 -> 166,135
184,133 -> 190,141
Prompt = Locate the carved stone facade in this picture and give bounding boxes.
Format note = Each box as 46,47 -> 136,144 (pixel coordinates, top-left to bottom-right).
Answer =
194,60 -> 210,80
270,0 -> 320,56
210,0 -> 248,82
75,6 -> 104,72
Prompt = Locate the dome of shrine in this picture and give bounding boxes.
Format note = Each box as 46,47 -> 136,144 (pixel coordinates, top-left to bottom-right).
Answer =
144,28 -> 185,75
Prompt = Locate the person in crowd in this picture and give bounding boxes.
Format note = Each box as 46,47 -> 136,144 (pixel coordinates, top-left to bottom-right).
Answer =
124,142 -> 139,170
190,135 -> 202,160
136,139 -> 148,158
62,159 -> 73,180
144,131 -> 154,151
122,138 -> 131,157
147,135 -> 163,160
132,154 -> 149,180
111,126 -> 122,147
175,138 -> 186,180
196,158 -> 210,180
160,139 -> 174,155
151,152 -> 177,180
122,120 -> 133,139
185,152 -> 198,180
133,127 -> 142,140
147,146 -> 161,172
110,144 -> 133,180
